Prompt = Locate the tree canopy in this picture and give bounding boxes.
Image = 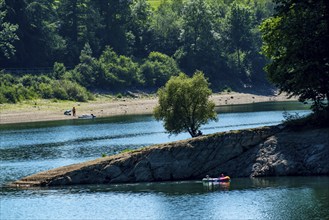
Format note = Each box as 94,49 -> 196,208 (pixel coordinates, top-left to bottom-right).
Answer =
154,71 -> 217,137
1,0 -> 275,94
0,0 -> 18,59
260,0 -> 329,113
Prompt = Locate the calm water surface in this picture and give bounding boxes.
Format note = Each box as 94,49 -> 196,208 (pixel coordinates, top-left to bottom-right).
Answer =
1,101 -> 328,219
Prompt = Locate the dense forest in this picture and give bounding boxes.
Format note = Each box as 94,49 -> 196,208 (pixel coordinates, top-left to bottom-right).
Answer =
0,0 -> 276,103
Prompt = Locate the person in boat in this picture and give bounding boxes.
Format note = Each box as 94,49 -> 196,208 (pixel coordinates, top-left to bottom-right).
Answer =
219,173 -> 230,182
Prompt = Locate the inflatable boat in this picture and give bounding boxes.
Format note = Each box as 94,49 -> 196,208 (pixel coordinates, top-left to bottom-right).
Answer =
202,175 -> 231,183
78,114 -> 96,119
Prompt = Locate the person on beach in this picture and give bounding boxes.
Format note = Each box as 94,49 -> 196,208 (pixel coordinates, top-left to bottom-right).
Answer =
72,107 -> 76,117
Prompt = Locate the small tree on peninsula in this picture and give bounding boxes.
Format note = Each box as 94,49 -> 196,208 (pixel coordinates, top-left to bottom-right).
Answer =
154,71 -> 217,137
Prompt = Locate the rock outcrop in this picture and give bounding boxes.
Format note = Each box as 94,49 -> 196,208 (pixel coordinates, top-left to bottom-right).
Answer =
11,126 -> 329,187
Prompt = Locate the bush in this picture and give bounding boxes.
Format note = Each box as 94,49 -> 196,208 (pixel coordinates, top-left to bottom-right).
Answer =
39,83 -> 54,99
0,73 -> 17,86
141,52 -> 180,88
0,72 -> 93,103
52,81 -> 68,100
52,62 -> 66,79
63,80 -> 90,102
116,93 -> 123,98
1,86 -> 18,103
16,83 -> 36,100
220,86 -> 233,93
20,74 -> 34,87
0,92 -> 6,104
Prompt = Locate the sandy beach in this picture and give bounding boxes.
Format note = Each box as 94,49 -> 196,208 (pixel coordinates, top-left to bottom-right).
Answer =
0,92 -> 297,125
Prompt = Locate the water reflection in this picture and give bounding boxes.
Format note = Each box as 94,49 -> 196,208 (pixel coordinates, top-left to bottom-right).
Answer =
1,177 -> 329,220
203,181 -> 231,191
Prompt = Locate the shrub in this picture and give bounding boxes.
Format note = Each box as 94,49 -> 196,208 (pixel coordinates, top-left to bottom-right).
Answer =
0,92 -> 6,104
39,83 -> 54,99
1,86 -> 18,103
52,81 -> 68,100
141,52 -> 180,88
52,62 -> 66,79
60,80 -> 93,102
16,83 -> 35,100
116,93 -> 123,98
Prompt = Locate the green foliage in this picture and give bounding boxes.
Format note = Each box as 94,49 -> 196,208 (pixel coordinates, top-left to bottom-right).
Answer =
0,0 -> 18,59
154,71 -> 217,137
2,0 -> 65,67
176,0 -> 218,75
52,62 -> 66,79
98,46 -> 142,89
1,0 -> 275,94
260,0 -> 329,114
129,0 -> 152,57
74,43 -> 103,88
222,2 -> 254,73
220,85 -> 233,93
149,0 -> 183,56
141,52 -> 180,88
56,0 -> 104,65
0,72 -> 93,103
148,0 -> 161,9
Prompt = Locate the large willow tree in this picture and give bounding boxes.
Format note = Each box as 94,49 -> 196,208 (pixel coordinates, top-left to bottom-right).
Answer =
154,71 -> 217,137
260,0 -> 329,114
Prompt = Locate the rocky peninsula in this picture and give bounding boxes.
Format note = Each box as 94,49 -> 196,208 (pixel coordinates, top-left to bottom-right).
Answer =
11,124 -> 329,187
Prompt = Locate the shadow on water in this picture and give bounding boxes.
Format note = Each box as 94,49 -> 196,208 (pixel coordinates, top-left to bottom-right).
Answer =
3,176 -> 328,196
0,114 -> 154,131
216,101 -> 311,113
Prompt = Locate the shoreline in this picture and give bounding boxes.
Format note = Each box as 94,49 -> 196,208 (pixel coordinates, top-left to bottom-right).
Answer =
0,92 -> 298,125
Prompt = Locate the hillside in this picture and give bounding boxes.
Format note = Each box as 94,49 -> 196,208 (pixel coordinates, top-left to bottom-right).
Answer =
1,0 -> 275,103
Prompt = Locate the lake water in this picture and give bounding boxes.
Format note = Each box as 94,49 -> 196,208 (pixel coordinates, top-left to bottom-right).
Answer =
1,101 -> 328,219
